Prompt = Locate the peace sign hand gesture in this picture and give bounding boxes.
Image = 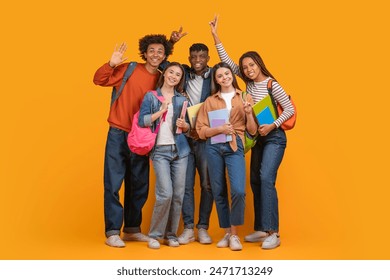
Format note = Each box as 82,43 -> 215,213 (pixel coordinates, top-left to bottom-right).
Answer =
209,15 -> 219,35
170,26 -> 188,44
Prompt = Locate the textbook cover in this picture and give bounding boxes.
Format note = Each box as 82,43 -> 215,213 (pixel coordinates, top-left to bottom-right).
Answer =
186,102 -> 204,128
252,94 -> 277,124
257,106 -> 275,125
208,108 -> 232,144
176,101 -> 188,134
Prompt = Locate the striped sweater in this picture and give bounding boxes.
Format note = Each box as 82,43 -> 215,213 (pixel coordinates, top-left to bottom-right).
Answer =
216,43 -> 295,128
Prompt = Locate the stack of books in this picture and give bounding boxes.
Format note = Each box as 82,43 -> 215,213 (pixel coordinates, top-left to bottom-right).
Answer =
252,94 -> 277,125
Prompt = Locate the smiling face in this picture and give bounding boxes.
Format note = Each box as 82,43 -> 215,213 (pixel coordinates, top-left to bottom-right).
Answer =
164,65 -> 183,87
214,67 -> 234,91
189,50 -> 210,75
241,57 -> 261,81
144,43 -> 166,68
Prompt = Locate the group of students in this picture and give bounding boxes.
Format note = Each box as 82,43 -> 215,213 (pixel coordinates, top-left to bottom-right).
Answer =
93,16 -> 294,252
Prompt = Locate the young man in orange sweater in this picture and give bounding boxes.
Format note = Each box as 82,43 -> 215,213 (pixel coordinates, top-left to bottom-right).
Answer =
93,28 -> 186,247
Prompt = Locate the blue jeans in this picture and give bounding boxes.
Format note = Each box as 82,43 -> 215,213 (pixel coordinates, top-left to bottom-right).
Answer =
104,127 -> 150,237
182,138 -> 213,230
250,128 -> 286,232
206,137 -> 246,228
149,145 -> 188,240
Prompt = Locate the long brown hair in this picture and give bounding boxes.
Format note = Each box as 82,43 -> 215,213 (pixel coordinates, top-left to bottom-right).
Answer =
211,62 -> 241,95
239,51 -> 276,84
156,62 -> 185,93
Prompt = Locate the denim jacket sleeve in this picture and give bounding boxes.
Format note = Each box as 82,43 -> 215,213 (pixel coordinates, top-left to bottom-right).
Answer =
138,91 -> 161,128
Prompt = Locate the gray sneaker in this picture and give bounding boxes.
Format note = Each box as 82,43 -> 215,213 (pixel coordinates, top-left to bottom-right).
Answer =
178,229 -> 195,245
122,232 -> 150,242
229,235 -> 243,251
197,228 -> 212,244
244,231 -> 269,242
105,235 -> 125,248
261,233 -> 280,249
216,233 -> 231,248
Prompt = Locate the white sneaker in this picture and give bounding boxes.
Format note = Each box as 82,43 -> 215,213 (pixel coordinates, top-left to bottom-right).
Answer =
105,235 -> 125,248
244,231 -> 269,242
165,239 -> 180,247
216,233 -> 231,248
148,239 -> 160,249
198,228 -> 212,244
178,229 -> 195,245
229,235 -> 243,251
122,232 -> 150,242
261,233 -> 280,249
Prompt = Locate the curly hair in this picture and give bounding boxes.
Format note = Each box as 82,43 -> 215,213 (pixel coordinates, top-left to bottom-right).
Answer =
138,34 -> 173,61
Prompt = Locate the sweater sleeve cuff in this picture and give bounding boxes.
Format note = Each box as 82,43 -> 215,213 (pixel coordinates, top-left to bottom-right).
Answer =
104,62 -> 115,71
144,115 -> 153,127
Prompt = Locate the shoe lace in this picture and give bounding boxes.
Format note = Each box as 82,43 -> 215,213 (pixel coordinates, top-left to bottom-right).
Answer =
230,235 -> 239,242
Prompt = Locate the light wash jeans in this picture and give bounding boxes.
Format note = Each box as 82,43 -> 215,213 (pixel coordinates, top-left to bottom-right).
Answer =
182,138 -> 213,230
149,145 -> 188,240
250,128 -> 286,232
206,137 -> 246,228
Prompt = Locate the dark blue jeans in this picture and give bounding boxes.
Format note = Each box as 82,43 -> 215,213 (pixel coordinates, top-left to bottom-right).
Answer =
104,127 -> 149,237
250,128 -> 286,232
182,138 -> 213,230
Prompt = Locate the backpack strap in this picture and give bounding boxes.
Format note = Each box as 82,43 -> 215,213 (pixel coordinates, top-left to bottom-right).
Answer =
267,78 -> 280,118
110,61 -> 137,106
150,90 -> 167,134
151,90 -> 165,103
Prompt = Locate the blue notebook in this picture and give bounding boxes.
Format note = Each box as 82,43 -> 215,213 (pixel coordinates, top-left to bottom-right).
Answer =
257,106 -> 275,125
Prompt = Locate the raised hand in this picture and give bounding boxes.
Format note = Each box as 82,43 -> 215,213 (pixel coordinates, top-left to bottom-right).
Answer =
109,43 -> 128,68
243,101 -> 253,114
209,15 -> 219,34
170,26 -> 188,44
209,15 -> 221,44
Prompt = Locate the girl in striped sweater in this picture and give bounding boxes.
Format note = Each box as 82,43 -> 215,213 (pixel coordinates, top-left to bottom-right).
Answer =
209,15 -> 295,250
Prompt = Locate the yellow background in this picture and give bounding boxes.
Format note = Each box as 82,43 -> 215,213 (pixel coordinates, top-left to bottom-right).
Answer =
1,0 -> 389,260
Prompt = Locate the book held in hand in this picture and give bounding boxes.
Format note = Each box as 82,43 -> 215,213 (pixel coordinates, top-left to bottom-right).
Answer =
252,94 -> 277,125
208,108 -> 232,144
176,101 -> 188,134
257,106 -> 275,125
186,102 -> 204,129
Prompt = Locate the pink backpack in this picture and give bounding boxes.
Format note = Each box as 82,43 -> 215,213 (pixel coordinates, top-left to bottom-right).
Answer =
127,91 -> 166,156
